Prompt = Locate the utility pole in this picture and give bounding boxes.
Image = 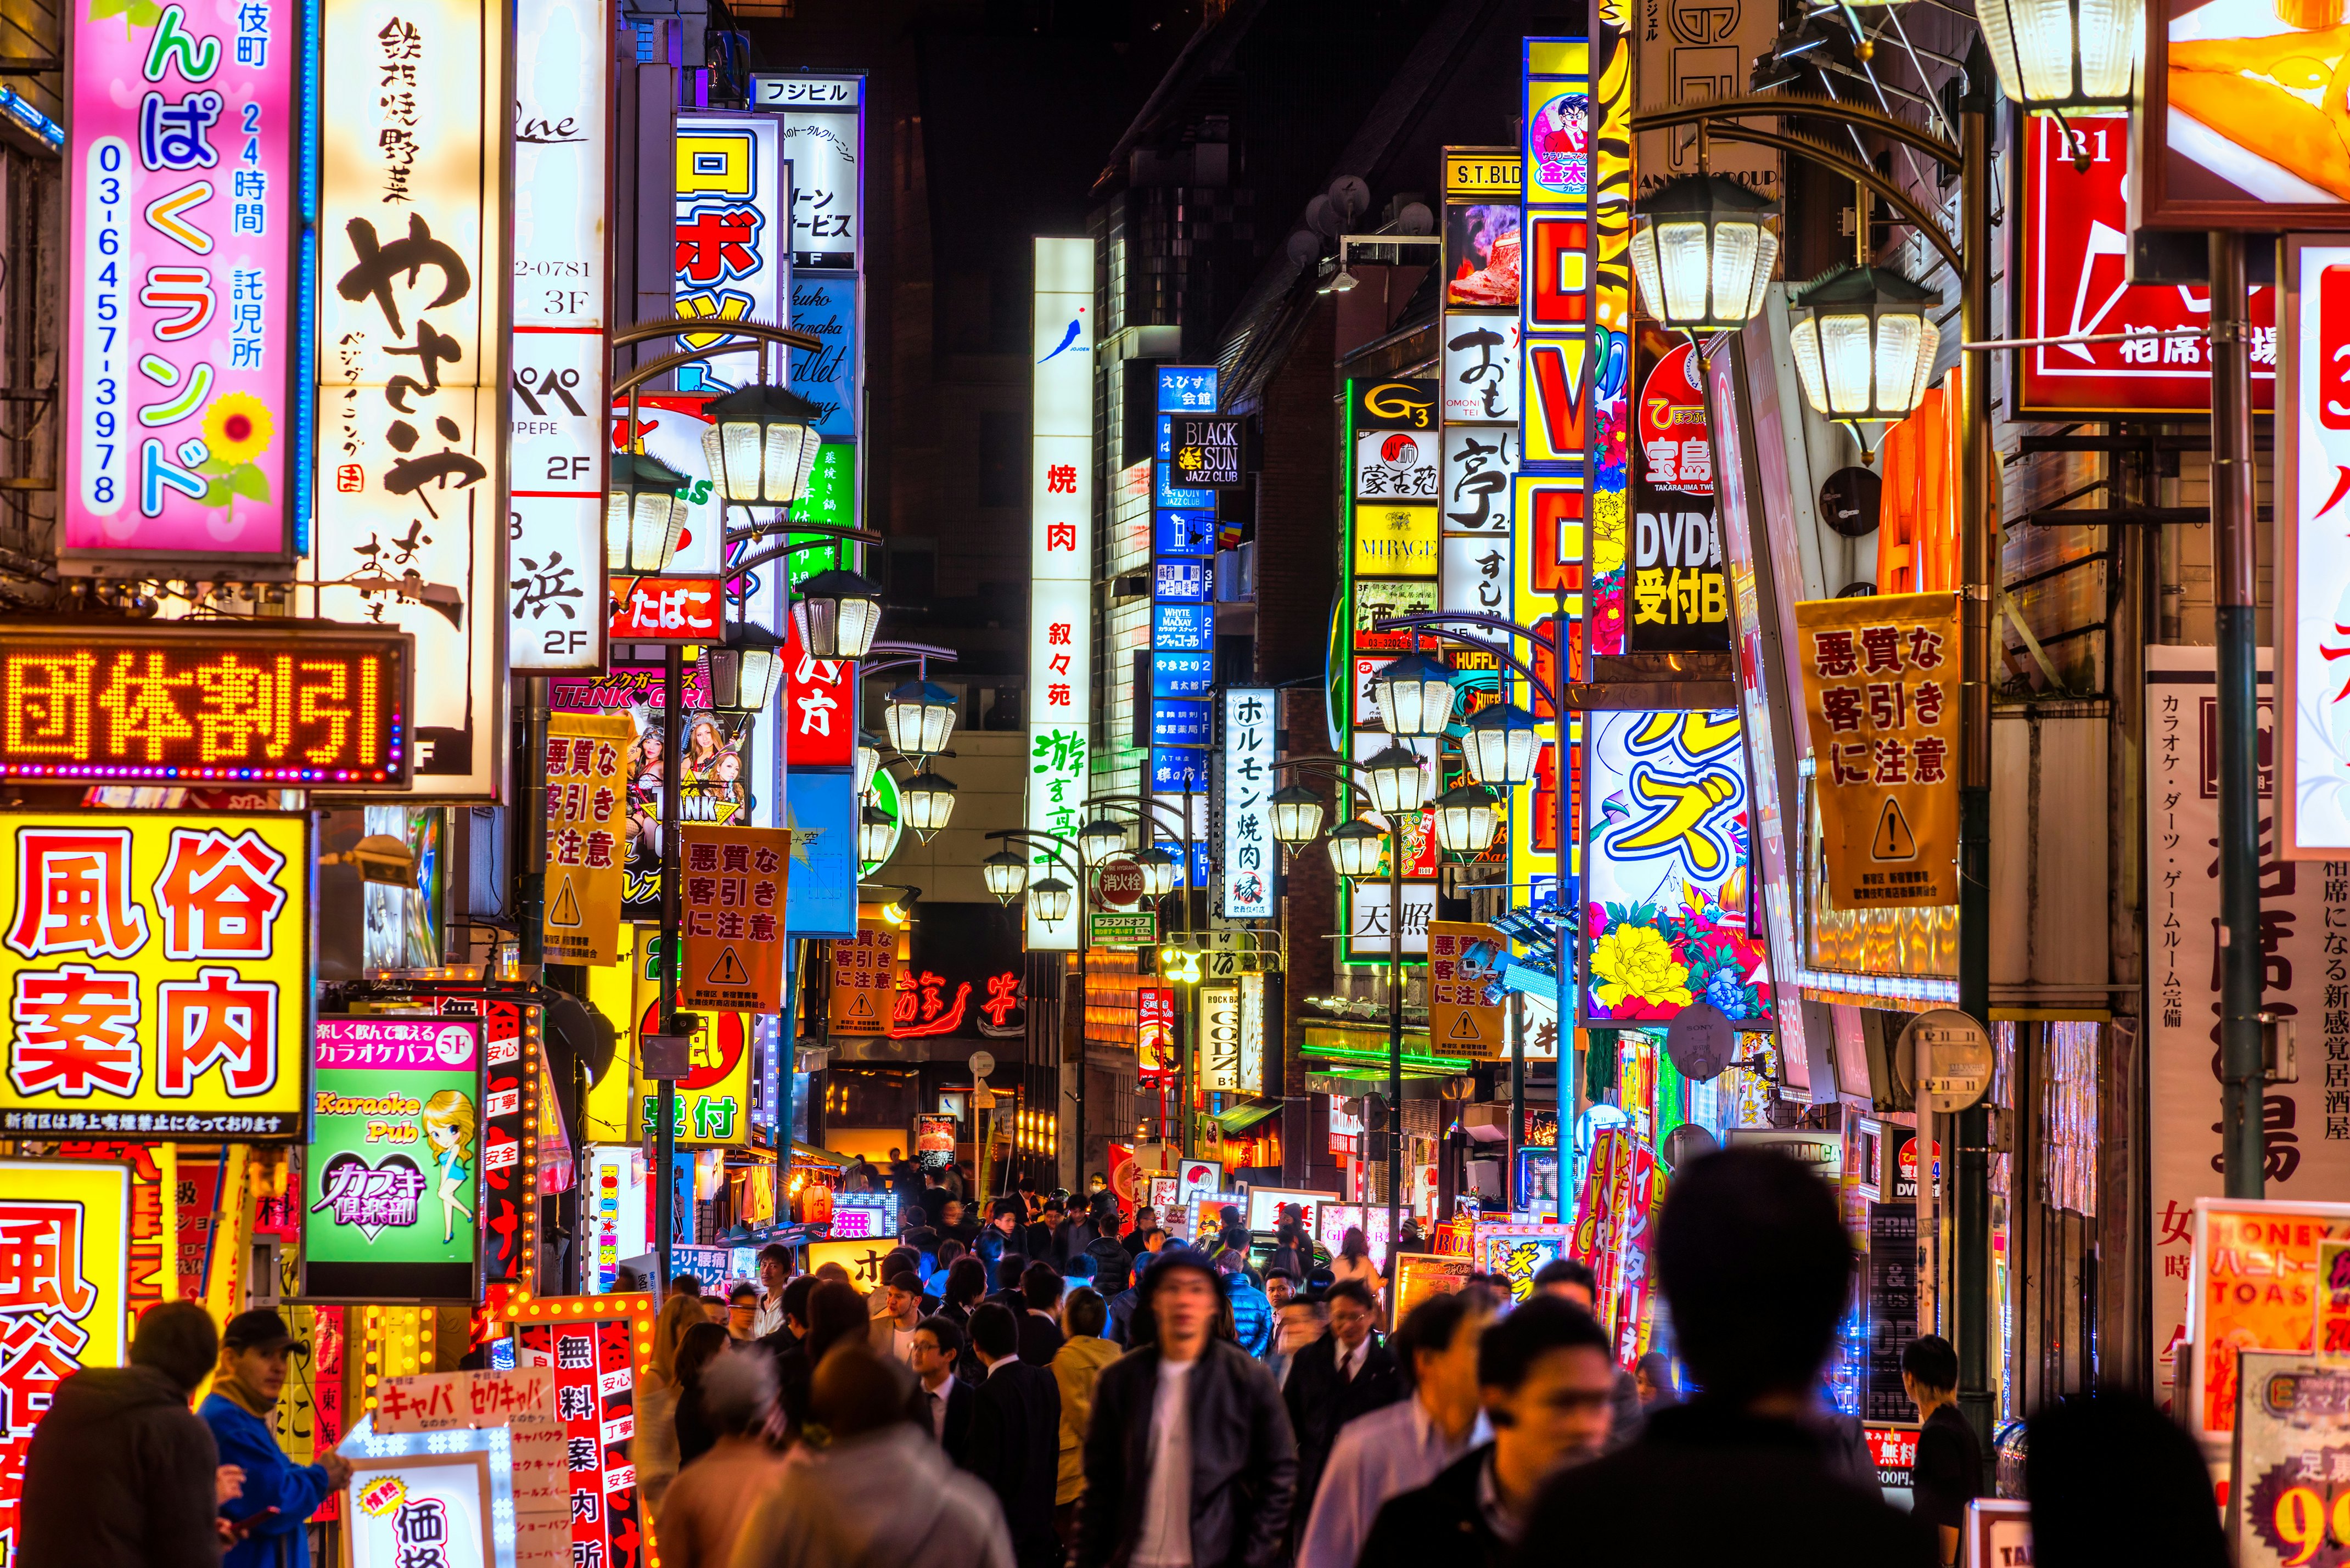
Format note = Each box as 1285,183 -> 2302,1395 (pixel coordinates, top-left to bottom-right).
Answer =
654,644 -> 683,1294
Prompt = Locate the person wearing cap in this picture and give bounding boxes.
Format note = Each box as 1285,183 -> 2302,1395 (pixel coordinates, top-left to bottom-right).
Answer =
204,1309 -> 352,1568
1076,1248 -> 1297,1568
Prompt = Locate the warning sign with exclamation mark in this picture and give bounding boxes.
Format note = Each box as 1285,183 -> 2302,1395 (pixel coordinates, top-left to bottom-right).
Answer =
678,823 -> 791,1012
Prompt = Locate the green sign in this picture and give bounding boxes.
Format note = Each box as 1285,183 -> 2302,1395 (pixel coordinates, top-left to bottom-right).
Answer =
301,1017 -> 484,1302
785,443 -> 859,587
1090,910 -> 1157,946
860,766 -> 901,878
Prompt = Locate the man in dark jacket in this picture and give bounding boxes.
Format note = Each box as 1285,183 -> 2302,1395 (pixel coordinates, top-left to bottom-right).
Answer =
1515,1149 -> 1934,1568
205,1308 -> 354,1568
975,1197 -> 1027,1269
965,1301 -> 1063,1568
1361,1296 -> 1618,1565
19,1299 -> 226,1568
1078,1247 -> 1297,1568
1279,1278 -> 1401,1520
911,1316 -> 977,1463
1017,1261 -> 1067,1367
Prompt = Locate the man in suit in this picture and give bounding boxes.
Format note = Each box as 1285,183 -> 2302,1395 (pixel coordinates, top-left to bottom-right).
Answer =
911,1315 -> 975,1463
1017,1261 -> 1067,1367
964,1300 -> 1063,1568
1280,1278 -> 1402,1526
871,1270 -> 928,1367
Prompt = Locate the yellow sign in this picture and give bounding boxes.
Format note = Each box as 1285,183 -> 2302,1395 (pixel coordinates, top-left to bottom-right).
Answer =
1428,921 -> 1508,1060
1444,148 -> 1521,198
543,714 -> 630,966
806,1237 -> 896,1291
827,924 -> 898,1035
1794,592 -> 1961,907
581,924 -> 638,1142
1352,504 -> 1440,577
0,812 -> 310,1137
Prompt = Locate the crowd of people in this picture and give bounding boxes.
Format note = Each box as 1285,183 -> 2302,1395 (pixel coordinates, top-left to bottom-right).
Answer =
19,1148 -> 2235,1568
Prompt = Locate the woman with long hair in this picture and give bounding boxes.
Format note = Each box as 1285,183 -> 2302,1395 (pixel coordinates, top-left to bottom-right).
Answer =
1328,1225 -> 1383,1302
671,1321 -> 731,1469
635,1292 -> 708,1508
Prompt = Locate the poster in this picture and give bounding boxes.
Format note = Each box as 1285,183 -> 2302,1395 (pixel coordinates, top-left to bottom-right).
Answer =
268,1305 -> 346,1522
828,924 -> 896,1034
0,1160 -> 131,1559
1793,593 -> 1962,908
2187,1199 -> 2350,1443
806,1237 -> 895,1290
675,825 -> 788,1013
2231,1352 -> 2350,1568
2140,0 -> 2350,228
672,114 -> 788,391
1393,1252 -> 1477,1319
1581,710 -> 1765,1025
0,811 -> 311,1137
61,0 -> 302,572
1475,1220 -> 1569,1305
2146,647 -> 2350,1406
542,715 -> 630,965
341,1424 -> 515,1568
1442,150 -> 1520,310
1627,331 -> 1727,654
1429,921 -> 1508,1059
377,1367 -> 564,1566
303,1017 -> 482,1301
510,1298 -> 649,1568
631,945 -> 753,1145
309,0 -> 507,795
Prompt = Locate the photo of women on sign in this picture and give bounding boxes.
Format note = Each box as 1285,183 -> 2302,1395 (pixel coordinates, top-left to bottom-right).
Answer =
1445,202 -> 1521,308
422,1090 -> 478,1245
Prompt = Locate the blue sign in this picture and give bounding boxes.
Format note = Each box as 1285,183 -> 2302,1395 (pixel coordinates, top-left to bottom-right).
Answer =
1153,603 -> 1213,651
1155,462 -> 1216,510
784,769 -> 859,937
1152,649 -> 1215,698
1157,364 -> 1219,413
1152,699 -> 1213,747
1154,560 -> 1212,603
1156,414 -> 1174,463
1151,748 -> 1212,794
1156,509 -> 1218,557
787,277 -> 858,440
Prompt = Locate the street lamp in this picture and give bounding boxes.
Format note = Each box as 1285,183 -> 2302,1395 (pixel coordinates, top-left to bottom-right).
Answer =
1326,817 -> 1387,879
1431,784 -> 1502,855
983,850 -> 1029,904
792,567 -> 884,660
1976,0 -> 2136,108
898,768 -> 958,842
1134,846 -> 1181,898
605,451 -> 691,574
1371,653 -> 1457,739
858,804 -> 898,866
1269,783 -> 1327,848
1079,817 -> 1130,864
883,679 -> 958,759
1629,173 -> 1779,331
1362,742 -> 1433,816
708,620 -> 786,713
701,383 -> 822,505
855,732 -> 881,800
1787,265 -> 1940,424
1029,876 -> 1075,928
1463,702 -> 1541,788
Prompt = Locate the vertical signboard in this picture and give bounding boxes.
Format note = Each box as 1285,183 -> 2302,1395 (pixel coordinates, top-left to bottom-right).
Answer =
1626,330 -> 1726,652
1219,688 -> 1275,919
673,115 -> 789,391
1440,151 -> 1521,660
1630,0 -> 1779,199
1151,367 -> 1219,807
2147,646 -> 2350,1409
542,713 -> 630,965
750,74 -> 862,271
509,1297 -> 649,1568
1027,236 -> 1094,952
1428,921 -> 1507,1058
783,769 -> 858,938
2282,238 -> 2350,858
63,0 -> 305,576
676,824 -> 788,1013
311,0 -> 507,795
507,0 -> 610,671
827,923 -> 896,1033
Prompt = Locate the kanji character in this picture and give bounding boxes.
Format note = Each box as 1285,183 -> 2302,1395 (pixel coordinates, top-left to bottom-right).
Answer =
10,968 -> 141,1099
0,1203 -> 99,1319
153,826 -> 289,959
6,829 -> 148,960
1813,630 -> 1858,677
156,967 -> 278,1098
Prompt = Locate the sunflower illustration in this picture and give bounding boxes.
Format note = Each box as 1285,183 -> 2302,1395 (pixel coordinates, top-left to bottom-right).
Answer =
201,392 -> 274,467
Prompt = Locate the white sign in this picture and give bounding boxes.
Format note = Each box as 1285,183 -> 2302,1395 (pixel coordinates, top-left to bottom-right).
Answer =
1631,0 -> 1780,199
376,1367 -> 565,1528
309,0 -> 508,796
507,0 -> 609,672
1220,687 -> 1276,919
1348,878 -> 1437,958
751,74 -> 861,271
674,115 -> 789,391
2280,237 -> 2350,856
1202,983 -> 1241,1093
1441,424 -> 1517,535
1440,533 -> 1511,645
2145,645 -> 2350,1404
1027,237 -> 1094,952
1442,312 -> 1521,424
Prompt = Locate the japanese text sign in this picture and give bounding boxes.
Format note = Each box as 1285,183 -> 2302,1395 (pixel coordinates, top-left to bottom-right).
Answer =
1428,921 -> 1507,1059
303,1016 -> 481,1301
0,623 -> 412,788
1794,593 -> 1959,907
2281,238 -> 2350,858
1476,1220 -> 1569,1305
311,0 -> 507,796
340,1424 -> 515,1568
1029,236 -> 1094,953
0,1159 -> 130,1556
2187,1198 -> 2350,1444
511,1300 -> 648,1568
1138,985 -> 1176,1079
506,0 -> 610,672
827,923 -> 895,1034
783,618 -> 852,768
607,575 -> 721,643
1628,331 -> 1726,654
676,825 -> 788,1013
2229,1352 -> 2350,1568
1219,688 -> 1275,919
673,114 -> 788,390
0,811 -> 309,1137
376,1367 -> 565,1543
63,0 -> 304,574
541,714 -> 629,966
630,952 -> 750,1144
748,73 -> 862,271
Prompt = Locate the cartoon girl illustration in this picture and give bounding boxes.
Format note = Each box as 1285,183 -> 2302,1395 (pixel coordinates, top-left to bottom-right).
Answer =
420,1090 -> 478,1244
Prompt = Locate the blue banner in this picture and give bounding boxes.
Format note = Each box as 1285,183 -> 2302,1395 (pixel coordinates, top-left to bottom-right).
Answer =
1157,365 -> 1218,412
1155,462 -> 1216,510
1154,603 -> 1213,651
1152,649 -> 1214,698
788,277 -> 859,440
1151,699 -> 1213,747
1156,509 -> 1218,557
1154,560 -> 1212,603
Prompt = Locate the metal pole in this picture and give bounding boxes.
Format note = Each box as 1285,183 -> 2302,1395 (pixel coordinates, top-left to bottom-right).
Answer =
1954,72 -> 1998,1452
1075,935 -> 1088,1192
2212,228 -> 2267,1200
655,643 -> 683,1294
1387,808 -> 1403,1271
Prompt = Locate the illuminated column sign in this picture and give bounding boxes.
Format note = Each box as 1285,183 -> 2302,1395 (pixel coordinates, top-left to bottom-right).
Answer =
310,0 -> 508,796
1439,149 -> 1522,656
1220,687 -> 1275,919
507,0 -> 611,672
675,115 -> 789,393
1027,237 -> 1095,952
62,0 -> 309,575
1153,366 -> 1220,887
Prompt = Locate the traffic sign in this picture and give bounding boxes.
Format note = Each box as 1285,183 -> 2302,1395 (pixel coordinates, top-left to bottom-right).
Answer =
1096,858 -> 1146,909
967,1050 -> 995,1081
1897,1008 -> 1992,1110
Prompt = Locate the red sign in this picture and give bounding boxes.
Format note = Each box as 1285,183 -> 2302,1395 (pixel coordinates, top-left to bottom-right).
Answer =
1138,985 -> 1177,1079
608,576 -> 722,642
2322,263 -> 2350,434
1864,1423 -> 1918,1487
783,620 -> 853,768
2018,113 -> 2275,418
517,1312 -> 643,1568
1096,858 -> 1146,909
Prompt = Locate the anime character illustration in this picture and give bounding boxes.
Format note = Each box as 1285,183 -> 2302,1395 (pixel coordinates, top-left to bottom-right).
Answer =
420,1089 -> 478,1244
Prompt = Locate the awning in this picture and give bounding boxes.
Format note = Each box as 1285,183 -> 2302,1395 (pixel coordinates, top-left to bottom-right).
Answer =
792,1141 -> 852,1168
1212,1099 -> 1283,1136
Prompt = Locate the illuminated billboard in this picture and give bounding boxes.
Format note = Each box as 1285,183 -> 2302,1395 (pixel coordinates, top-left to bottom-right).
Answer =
1027,237 -> 1094,952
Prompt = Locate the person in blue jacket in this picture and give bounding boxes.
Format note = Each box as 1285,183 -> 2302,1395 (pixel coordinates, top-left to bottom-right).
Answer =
203,1309 -> 353,1568
1218,1247 -> 1275,1357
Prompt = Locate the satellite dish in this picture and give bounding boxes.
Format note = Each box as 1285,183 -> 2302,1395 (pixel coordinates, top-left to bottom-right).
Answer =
1328,176 -> 1371,221
1394,201 -> 1434,236
1662,1122 -> 1719,1169
1286,229 -> 1324,269
1306,195 -> 1341,238
1665,1000 -> 1737,1082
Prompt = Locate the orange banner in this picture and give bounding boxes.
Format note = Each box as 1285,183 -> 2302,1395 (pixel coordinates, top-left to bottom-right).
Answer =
676,825 -> 789,1013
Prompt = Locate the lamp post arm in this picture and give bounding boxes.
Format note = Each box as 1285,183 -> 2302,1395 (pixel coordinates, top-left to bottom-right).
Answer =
1369,614 -> 1559,709
986,828 -> 1084,887
1627,88 -> 1960,170
1697,123 -> 1964,276
1081,794 -> 1196,844
1270,755 -> 1377,814
722,518 -> 886,548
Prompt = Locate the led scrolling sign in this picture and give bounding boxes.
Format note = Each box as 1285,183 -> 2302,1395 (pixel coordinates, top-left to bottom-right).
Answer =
0,625 -> 412,786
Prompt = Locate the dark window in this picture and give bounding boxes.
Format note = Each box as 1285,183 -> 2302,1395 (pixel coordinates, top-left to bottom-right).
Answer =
979,411 -> 1022,508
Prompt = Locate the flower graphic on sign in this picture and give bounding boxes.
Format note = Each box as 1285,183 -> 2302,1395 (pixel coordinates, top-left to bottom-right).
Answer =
1589,924 -> 1692,1013
174,391 -> 274,509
